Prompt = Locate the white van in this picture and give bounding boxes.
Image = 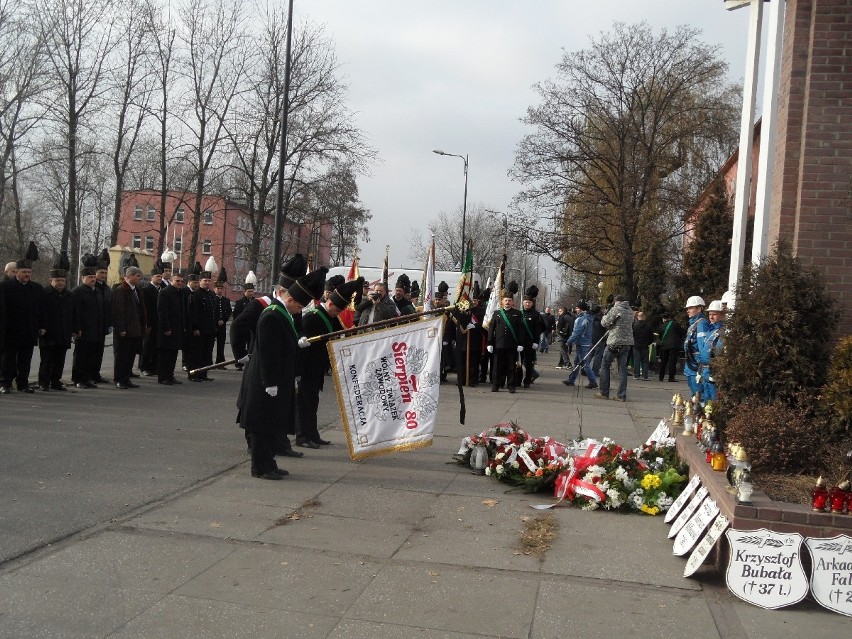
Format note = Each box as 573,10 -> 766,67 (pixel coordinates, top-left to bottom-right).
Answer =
325,265 -> 483,297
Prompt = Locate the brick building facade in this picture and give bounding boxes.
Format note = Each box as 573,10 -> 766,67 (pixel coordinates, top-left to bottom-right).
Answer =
116,190 -> 331,299
770,0 -> 852,336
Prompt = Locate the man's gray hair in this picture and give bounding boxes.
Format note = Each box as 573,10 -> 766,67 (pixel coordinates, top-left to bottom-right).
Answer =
125,266 -> 142,277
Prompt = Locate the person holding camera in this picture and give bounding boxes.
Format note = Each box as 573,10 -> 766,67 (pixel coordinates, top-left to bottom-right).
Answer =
596,294 -> 634,402
358,281 -> 399,326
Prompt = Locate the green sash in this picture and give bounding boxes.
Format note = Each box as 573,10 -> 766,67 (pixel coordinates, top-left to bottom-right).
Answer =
263,303 -> 298,340
499,309 -> 518,343
308,307 -> 333,333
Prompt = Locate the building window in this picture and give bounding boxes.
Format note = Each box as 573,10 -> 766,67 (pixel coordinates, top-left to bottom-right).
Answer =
202,240 -> 212,255
174,238 -> 182,253
145,236 -> 154,251
132,235 -> 141,249
203,209 -> 213,225
175,208 -> 184,223
134,205 -> 142,221
147,206 -> 155,221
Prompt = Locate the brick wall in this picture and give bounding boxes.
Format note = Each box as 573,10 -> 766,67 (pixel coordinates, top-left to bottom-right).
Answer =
771,0 -> 852,337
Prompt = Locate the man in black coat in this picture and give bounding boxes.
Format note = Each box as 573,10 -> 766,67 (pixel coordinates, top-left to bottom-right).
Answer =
632,311 -> 654,381
448,297 -> 485,387
295,277 -> 359,448
0,258 -> 46,393
92,254 -> 112,383
187,272 -> 217,381
38,269 -> 74,390
518,286 -> 544,388
140,267 -> 165,376
486,290 -> 524,393
212,280 -> 232,366
111,266 -> 147,389
156,272 -> 186,385
71,267 -> 104,388
230,284 -> 255,370
657,312 -> 685,383
238,268 -> 326,479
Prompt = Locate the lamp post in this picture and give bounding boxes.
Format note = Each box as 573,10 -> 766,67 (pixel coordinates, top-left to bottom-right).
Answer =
432,149 -> 468,268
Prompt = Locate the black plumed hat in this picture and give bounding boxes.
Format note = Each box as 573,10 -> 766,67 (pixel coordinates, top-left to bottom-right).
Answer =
279,253 -> 308,287
410,280 -> 420,298
288,266 -> 328,306
508,280 -> 519,295
436,280 -> 449,298
126,253 -> 139,268
97,248 -> 110,269
49,251 -> 69,278
330,276 -> 364,310
395,273 -> 410,293
216,266 -> 228,284
325,274 -> 345,292
16,241 -> 39,269
523,285 -> 539,301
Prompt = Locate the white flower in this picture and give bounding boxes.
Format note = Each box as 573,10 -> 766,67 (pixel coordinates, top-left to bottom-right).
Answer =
622,477 -> 637,491
606,488 -> 623,509
485,467 -> 492,476
522,441 -> 533,451
495,452 -> 506,461
581,501 -> 600,511
587,464 -> 605,476
614,465 -> 629,483
657,493 -> 674,510
511,461 -> 520,469
496,464 -> 505,475
538,458 -> 545,467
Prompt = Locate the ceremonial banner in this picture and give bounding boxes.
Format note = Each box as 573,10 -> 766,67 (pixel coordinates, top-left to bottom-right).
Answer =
422,240 -> 436,312
330,316 -> 444,460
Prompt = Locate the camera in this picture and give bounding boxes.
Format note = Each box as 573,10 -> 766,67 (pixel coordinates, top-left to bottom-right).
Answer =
369,292 -> 380,300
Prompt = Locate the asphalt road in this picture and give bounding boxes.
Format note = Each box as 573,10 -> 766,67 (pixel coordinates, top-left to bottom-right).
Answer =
0,341 -> 340,565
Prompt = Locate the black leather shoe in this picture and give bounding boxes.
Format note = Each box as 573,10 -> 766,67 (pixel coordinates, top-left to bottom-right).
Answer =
201,377 -> 214,382
586,383 -> 598,389
251,470 -> 284,480
170,378 -> 183,385
297,440 -> 320,449
115,382 -> 129,390
0,386 -> 9,394
272,467 -> 289,476
189,377 -> 203,382
562,380 -> 575,386
51,383 -> 67,391
315,438 -> 332,446
20,386 -> 35,393
508,387 -> 516,394
125,381 -> 140,389
129,372 -> 140,378
276,448 -> 304,458
491,387 -> 499,392
158,379 -> 174,385
95,377 -> 109,384
38,385 -> 50,392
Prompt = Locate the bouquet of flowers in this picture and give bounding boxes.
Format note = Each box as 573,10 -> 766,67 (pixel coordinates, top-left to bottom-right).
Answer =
454,426 -> 688,515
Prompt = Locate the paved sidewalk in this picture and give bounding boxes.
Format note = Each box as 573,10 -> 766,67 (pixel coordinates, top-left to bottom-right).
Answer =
1,352 -> 849,637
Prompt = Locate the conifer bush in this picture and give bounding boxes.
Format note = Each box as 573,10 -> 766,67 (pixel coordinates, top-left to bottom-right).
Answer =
823,336 -> 852,434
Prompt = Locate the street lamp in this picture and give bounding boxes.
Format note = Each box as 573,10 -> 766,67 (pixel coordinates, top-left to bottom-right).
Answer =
433,149 -> 468,269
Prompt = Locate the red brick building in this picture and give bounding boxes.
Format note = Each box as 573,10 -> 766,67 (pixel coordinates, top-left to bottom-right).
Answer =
117,190 -> 331,299
770,0 -> 851,337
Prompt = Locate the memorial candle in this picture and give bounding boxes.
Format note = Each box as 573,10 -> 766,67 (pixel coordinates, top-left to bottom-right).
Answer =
811,476 -> 828,511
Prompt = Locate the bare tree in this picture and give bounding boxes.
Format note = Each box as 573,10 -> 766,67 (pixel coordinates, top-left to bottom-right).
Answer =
106,0 -> 153,246
510,23 -> 739,302
0,0 -> 50,256
34,0 -> 118,262
226,12 -> 375,275
311,161 -> 370,266
176,0 -> 247,265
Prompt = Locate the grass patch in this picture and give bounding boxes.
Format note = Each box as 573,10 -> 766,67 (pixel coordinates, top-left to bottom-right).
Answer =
517,514 -> 559,559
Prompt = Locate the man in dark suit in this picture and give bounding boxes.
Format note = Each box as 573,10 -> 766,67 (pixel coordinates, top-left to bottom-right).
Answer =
212,280 -> 232,366
156,271 -> 186,385
0,248 -> 45,394
140,266 -> 165,376
187,271 -> 217,381
111,266 -> 147,389
486,289 -> 524,394
38,267 -> 74,391
71,264 -> 103,388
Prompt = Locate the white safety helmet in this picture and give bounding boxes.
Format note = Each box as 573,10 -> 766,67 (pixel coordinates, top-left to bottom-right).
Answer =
684,295 -> 706,308
721,290 -> 735,310
707,300 -> 725,312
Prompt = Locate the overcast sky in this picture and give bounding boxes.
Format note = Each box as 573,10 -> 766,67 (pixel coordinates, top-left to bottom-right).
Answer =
298,1 -> 762,272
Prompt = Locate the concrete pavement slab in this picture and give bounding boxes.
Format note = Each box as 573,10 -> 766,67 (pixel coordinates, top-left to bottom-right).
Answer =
326,619 -> 486,639
346,564 -> 539,639
395,528 -> 540,573
0,572 -> 161,639
531,578 -> 719,639
259,513 -> 412,558
310,483 -> 438,524
12,529 -> 233,593
417,492 -> 537,535
174,545 -> 380,615
106,595 -> 340,639
728,597 -> 852,639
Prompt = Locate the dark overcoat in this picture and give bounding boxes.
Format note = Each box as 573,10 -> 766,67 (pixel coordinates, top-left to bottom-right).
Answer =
0,278 -> 45,346
238,299 -> 299,435
112,281 -> 147,338
189,288 -> 217,335
157,285 -> 186,350
72,284 -> 103,343
40,285 -> 74,349
487,307 -> 523,349
299,304 -> 343,393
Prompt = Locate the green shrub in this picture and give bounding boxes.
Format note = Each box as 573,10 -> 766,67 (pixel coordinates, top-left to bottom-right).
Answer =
724,394 -> 827,473
823,336 -> 852,434
715,241 -> 839,406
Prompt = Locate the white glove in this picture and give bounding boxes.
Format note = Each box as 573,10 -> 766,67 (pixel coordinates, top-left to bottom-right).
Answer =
466,323 -> 475,329
517,345 -> 524,353
297,336 -> 310,349
487,345 -> 494,354
442,341 -> 448,346
238,354 -> 251,364
265,386 -> 278,397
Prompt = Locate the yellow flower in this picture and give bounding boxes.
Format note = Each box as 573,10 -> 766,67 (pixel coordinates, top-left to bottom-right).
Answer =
641,474 -> 662,490
640,504 -> 660,516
